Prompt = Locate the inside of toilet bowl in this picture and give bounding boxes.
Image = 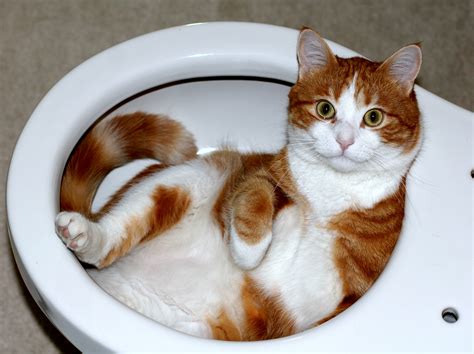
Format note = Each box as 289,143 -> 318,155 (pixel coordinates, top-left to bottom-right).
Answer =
60,76 -> 397,338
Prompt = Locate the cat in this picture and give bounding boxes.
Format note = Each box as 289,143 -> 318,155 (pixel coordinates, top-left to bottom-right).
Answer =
55,28 -> 422,340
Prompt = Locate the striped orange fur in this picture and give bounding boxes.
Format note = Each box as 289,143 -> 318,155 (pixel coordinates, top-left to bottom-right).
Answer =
60,112 -> 197,268
99,185 -> 192,268
60,112 -> 197,218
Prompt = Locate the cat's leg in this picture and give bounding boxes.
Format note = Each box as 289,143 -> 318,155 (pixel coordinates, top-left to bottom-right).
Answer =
229,175 -> 275,270
55,163 -> 196,268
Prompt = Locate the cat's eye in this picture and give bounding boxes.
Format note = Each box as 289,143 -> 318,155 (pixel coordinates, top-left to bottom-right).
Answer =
315,100 -> 335,120
363,109 -> 384,127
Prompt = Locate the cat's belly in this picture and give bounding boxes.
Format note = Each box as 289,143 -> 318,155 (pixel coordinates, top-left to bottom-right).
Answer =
88,162 -> 246,337
252,205 -> 344,331
89,205 -> 245,337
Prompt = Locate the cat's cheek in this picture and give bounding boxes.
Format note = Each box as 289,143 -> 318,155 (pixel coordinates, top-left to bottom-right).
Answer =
309,123 -> 341,158
347,132 -> 382,162
351,144 -> 377,163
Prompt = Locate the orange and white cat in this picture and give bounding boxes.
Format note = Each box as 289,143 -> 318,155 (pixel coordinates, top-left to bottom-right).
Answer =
55,28 -> 422,340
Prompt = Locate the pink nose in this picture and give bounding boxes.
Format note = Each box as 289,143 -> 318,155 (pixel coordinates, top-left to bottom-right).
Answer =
337,138 -> 354,152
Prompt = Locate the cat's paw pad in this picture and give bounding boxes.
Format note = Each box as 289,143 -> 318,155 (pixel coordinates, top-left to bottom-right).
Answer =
55,212 -> 90,251
229,225 -> 272,270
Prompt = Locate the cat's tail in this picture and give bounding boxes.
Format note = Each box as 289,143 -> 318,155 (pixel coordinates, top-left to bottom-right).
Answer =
60,112 -> 197,218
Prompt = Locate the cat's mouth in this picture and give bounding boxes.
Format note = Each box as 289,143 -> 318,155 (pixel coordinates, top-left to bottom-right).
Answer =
321,150 -> 375,173
326,155 -> 360,172
319,148 -> 358,162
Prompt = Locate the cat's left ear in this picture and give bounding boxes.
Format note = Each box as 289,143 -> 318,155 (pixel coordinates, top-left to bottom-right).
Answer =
378,44 -> 422,94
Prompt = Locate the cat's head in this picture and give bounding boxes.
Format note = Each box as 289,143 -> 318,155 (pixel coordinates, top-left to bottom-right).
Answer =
288,28 -> 422,174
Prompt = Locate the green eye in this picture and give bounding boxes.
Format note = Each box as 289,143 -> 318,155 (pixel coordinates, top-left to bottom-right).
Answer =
316,100 -> 335,120
363,109 -> 384,127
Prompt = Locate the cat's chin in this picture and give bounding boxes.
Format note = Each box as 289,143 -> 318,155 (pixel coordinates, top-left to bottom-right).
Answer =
324,155 -> 361,173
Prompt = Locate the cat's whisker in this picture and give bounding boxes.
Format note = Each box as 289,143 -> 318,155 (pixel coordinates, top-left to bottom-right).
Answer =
287,142 -> 314,147
367,155 -> 422,218
371,151 -> 437,193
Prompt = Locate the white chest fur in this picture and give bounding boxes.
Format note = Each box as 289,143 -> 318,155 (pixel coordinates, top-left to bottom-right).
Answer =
287,146 -> 402,223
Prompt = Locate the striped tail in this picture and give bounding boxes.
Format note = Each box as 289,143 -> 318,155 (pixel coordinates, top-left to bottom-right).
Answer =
60,112 -> 197,218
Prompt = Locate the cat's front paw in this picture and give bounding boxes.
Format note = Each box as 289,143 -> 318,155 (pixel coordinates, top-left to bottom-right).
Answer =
229,224 -> 272,271
55,211 -> 91,252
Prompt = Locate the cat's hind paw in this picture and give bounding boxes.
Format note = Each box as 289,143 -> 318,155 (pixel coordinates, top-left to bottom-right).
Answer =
55,211 -> 91,252
55,211 -> 106,266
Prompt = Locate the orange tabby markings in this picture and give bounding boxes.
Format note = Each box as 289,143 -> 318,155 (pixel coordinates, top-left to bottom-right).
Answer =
326,180 -> 406,313
232,178 -> 274,244
208,276 -> 295,341
209,310 -> 242,341
241,275 -> 295,340
209,149 -> 297,247
60,126 -> 118,218
95,163 -> 166,220
60,112 -> 197,219
145,186 -> 192,242
208,151 -> 276,236
99,185 -> 191,268
103,111 -> 197,164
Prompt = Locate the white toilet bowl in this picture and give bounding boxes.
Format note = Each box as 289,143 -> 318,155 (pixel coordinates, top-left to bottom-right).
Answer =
6,22 -> 472,352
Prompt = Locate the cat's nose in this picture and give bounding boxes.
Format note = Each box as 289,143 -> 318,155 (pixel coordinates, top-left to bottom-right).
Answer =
336,137 -> 354,152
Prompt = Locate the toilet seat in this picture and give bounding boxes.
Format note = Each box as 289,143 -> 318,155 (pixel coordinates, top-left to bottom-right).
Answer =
6,22 -> 472,352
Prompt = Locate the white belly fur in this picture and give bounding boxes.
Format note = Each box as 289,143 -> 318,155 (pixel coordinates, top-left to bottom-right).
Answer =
87,159 -> 344,337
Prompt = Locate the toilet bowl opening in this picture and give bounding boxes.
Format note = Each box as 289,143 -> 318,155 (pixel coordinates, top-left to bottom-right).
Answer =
57,75 -> 399,340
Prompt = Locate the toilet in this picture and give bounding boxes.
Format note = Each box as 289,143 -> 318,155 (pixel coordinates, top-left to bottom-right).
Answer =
6,22 -> 472,352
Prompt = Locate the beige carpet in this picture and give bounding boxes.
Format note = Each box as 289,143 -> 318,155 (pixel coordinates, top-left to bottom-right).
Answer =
1,0 -> 472,352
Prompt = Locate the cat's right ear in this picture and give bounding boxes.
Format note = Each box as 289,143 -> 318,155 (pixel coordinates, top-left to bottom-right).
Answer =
297,28 -> 336,79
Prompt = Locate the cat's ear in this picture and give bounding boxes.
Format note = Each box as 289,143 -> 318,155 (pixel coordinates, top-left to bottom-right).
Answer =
297,28 -> 336,79
378,44 -> 422,94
